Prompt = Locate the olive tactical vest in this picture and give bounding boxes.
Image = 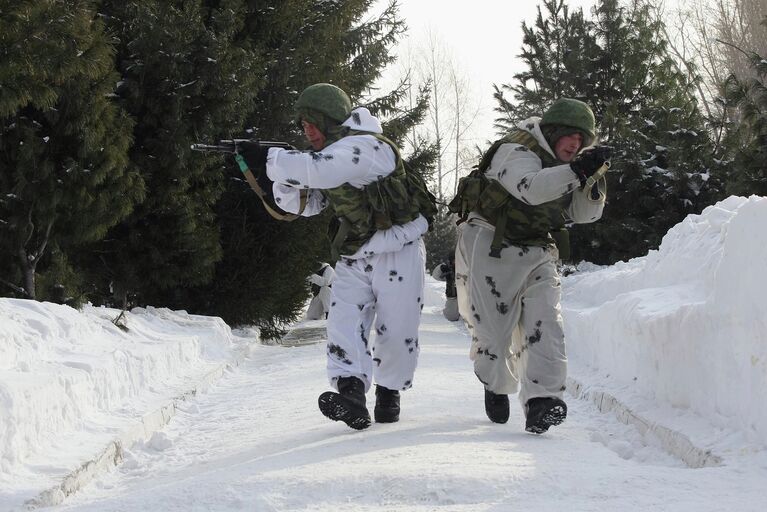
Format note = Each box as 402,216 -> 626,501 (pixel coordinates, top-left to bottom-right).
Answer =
322,132 -> 437,260
448,129 -> 572,258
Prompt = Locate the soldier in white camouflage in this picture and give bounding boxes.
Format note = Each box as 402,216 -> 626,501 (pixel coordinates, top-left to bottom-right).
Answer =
448,98 -> 611,434
244,83 -> 436,430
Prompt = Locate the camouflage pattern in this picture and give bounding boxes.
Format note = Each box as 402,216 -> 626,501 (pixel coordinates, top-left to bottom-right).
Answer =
448,129 -> 571,255
322,132 -> 437,258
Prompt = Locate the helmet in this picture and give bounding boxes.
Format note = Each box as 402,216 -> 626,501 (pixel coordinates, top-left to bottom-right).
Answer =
294,83 -> 352,123
540,98 -> 596,146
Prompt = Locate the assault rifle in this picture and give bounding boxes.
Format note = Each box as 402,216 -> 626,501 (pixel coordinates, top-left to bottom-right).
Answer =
191,139 -> 305,221
190,139 -> 294,154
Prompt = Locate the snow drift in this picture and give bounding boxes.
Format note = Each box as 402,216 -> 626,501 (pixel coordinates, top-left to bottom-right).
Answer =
562,195 -> 767,444
0,301 -> 240,480
1,195 -> 766,511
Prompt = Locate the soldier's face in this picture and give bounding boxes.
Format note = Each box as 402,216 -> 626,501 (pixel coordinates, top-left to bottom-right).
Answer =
302,120 -> 326,150
554,133 -> 584,162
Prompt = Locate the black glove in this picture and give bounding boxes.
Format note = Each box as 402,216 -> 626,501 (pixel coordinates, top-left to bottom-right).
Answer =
237,140 -> 270,175
570,145 -> 612,186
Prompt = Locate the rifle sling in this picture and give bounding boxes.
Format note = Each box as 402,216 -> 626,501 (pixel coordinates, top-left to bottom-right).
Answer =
234,154 -> 307,221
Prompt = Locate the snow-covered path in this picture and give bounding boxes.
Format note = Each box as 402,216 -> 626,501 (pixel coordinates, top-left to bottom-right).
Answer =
57,281 -> 764,512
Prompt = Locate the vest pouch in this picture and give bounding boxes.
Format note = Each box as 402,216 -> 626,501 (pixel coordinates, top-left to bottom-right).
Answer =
381,176 -> 411,225
405,170 -> 438,225
448,172 -> 486,219
477,179 -> 511,211
366,179 -> 394,230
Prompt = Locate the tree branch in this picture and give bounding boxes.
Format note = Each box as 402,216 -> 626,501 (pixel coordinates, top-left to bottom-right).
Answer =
0,278 -> 30,298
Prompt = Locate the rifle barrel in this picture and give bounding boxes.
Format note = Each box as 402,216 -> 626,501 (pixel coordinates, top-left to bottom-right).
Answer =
190,143 -> 235,152
190,140 -> 296,153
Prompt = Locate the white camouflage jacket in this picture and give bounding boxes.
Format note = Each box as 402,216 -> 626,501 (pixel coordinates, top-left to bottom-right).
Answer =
266,107 -> 427,259
469,116 -> 606,228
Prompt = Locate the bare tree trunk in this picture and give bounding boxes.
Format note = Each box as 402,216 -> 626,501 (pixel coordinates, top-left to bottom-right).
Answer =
16,214 -> 54,300
400,27 -> 481,201
0,278 -> 29,298
429,38 -> 444,203
454,76 -> 461,196
21,260 -> 36,300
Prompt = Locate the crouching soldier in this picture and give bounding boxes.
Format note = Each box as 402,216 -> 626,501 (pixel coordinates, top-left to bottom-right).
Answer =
449,98 -> 610,434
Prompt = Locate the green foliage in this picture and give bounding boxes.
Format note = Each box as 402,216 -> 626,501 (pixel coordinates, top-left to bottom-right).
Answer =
35,247 -> 88,308
81,0 -> 261,307
0,0 -> 139,300
569,0 -> 723,264
1,0 -> 431,337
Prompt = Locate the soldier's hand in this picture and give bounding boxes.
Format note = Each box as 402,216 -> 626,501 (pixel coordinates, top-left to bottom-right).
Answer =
237,140 -> 270,175
570,145 -> 612,186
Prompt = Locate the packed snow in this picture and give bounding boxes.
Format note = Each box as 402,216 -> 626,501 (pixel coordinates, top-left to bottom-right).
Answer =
1,195 -> 766,511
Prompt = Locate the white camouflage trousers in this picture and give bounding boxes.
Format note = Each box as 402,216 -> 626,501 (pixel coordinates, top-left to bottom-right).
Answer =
455,221 -> 567,407
326,240 -> 426,392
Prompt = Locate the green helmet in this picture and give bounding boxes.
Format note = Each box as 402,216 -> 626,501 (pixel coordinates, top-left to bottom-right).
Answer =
540,98 -> 596,146
294,83 -> 352,124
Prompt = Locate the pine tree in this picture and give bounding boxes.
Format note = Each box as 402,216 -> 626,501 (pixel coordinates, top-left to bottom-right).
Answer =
0,0 -> 139,301
83,0 -> 261,309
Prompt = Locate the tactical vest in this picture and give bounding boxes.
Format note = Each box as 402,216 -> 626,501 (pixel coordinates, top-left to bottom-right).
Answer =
322,132 -> 437,260
448,129 -> 571,258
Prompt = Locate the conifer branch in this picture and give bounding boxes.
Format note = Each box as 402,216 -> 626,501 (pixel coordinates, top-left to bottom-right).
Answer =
0,278 -> 30,298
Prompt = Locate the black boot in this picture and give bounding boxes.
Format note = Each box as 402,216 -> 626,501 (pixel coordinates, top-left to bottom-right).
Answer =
525,397 -> 567,434
318,377 -> 371,430
484,388 -> 510,424
374,385 -> 400,423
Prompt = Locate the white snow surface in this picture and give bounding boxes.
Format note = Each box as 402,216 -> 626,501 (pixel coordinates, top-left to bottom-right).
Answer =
1,195 -> 766,511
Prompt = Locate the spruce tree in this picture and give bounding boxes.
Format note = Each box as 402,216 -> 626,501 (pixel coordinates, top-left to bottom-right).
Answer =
84,0 -> 261,309
569,0 -> 718,264
492,0 -> 718,264
493,0 -> 595,132
0,0 -> 139,301
180,0 -> 426,336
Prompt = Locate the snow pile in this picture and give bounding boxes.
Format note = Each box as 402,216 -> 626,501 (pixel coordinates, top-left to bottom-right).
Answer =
0,300 -> 243,485
562,195 -> 767,444
2,195 -> 766,510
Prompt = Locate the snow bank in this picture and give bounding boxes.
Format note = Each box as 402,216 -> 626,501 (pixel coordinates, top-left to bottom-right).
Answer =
562,195 -> 767,444
0,300 -> 241,481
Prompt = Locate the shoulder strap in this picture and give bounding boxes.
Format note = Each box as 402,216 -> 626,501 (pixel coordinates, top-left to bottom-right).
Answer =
478,130 -> 544,172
